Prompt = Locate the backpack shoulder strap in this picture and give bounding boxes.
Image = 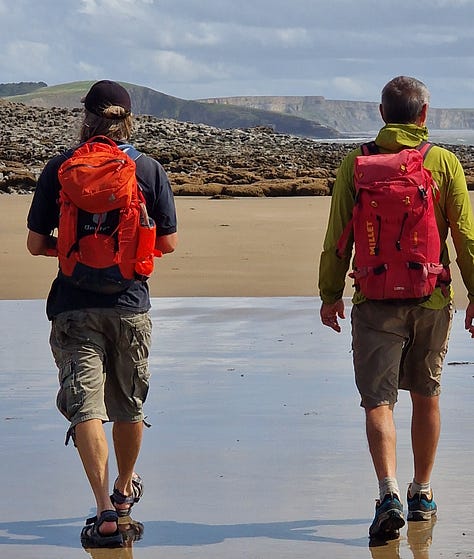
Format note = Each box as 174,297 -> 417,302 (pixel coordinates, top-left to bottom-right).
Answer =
118,143 -> 145,198
416,141 -> 433,160
361,141 -> 379,155
336,218 -> 354,259
118,143 -> 142,162
361,141 -> 433,159
337,141 -> 377,257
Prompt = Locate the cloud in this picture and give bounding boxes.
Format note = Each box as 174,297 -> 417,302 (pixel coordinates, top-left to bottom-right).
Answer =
0,40 -> 53,82
79,0 -> 153,16
77,60 -> 104,77
1,0 -> 474,106
149,50 -> 230,83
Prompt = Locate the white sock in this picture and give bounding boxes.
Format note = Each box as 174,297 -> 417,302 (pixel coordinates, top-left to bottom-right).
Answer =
409,479 -> 431,497
379,477 -> 400,501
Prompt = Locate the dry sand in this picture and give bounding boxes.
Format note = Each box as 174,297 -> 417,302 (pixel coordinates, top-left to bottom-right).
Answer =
0,193 -> 472,306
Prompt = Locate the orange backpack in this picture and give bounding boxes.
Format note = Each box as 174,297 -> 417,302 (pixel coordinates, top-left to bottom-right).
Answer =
56,136 -> 161,294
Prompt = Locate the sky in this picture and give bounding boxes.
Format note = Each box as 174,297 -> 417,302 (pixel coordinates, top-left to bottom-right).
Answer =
1,0 -> 474,108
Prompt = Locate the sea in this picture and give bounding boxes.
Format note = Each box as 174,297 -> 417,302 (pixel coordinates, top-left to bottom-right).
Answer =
318,129 -> 474,146
429,129 -> 474,145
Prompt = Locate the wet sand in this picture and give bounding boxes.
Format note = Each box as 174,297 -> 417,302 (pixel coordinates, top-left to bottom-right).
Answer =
1,298 -> 474,558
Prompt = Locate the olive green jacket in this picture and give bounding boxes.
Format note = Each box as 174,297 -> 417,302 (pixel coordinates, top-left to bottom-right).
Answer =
318,124 -> 474,308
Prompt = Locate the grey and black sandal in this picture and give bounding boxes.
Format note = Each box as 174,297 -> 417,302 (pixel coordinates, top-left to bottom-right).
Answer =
110,473 -> 144,517
80,509 -> 123,548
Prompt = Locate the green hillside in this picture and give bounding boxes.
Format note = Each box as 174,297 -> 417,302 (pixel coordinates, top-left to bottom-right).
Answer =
2,81 -> 339,139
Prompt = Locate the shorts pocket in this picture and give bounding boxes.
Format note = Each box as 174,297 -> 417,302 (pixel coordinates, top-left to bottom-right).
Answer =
132,360 -> 150,406
120,313 -> 152,361
56,359 -> 85,422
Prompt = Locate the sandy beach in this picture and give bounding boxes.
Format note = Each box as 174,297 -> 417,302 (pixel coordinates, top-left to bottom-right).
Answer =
0,193 -> 472,305
2,194 -> 474,558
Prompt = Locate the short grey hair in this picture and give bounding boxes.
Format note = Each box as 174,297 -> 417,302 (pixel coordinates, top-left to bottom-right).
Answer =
381,76 -> 430,124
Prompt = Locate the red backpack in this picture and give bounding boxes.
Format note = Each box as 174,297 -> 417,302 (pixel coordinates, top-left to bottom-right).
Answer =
337,142 -> 449,301
55,135 -> 161,294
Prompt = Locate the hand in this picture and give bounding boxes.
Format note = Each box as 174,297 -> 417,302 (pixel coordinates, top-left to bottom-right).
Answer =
465,302 -> 474,338
320,300 -> 345,333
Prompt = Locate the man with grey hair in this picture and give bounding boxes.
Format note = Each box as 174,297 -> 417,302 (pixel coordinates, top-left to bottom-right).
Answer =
319,76 -> 474,541
27,80 -> 178,547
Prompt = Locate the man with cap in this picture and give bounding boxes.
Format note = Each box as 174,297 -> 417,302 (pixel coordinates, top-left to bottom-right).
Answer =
27,80 -> 178,547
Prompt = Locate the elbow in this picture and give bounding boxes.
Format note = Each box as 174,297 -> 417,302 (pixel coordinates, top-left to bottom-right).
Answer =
27,239 -> 43,256
160,242 -> 177,255
156,233 -> 178,255
28,247 -> 43,256
27,231 -> 51,256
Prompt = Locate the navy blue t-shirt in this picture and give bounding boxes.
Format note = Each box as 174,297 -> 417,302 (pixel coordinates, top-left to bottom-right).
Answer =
27,142 -> 177,320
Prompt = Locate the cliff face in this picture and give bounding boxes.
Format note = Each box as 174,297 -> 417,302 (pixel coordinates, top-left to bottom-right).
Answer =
199,96 -> 474,134
6,83 -> 474,136
2,83 -> 340,140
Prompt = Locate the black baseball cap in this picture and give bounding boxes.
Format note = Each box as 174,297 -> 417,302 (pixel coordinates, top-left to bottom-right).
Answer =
82,80 -> 131,117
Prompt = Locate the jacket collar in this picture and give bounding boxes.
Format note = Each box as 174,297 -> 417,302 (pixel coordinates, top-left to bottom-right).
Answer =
374,124 -> 429,151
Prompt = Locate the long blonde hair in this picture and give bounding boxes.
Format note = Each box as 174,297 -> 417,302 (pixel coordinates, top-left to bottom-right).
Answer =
80,105 -> 133,142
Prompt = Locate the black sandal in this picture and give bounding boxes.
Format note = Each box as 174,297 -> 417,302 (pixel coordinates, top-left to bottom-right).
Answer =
80,509 -> 123,548
110,473 -> 144,517
119,519 -> 144,545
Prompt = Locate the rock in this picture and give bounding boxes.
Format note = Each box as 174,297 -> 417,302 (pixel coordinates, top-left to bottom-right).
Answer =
1,100 -> 474,196
173,183 -> 224,196
222,185 -> 266,197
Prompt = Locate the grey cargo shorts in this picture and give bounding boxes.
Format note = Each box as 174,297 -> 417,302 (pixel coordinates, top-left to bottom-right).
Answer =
50,308 -> 152,431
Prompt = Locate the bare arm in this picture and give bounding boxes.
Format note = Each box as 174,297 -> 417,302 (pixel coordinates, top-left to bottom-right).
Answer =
155,232 -> 178,255
27,231 -> 57,256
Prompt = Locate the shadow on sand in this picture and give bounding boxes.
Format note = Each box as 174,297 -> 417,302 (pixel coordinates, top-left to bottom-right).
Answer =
0,516 -> 370,549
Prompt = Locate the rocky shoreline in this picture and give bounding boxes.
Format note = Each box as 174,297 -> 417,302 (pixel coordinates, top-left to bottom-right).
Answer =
2,100 -> 474,196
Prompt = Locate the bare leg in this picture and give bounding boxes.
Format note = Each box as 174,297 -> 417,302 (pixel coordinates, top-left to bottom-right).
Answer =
366,404 -> 405,537
366,404 -> 397,481
411,393 -> 440,484
112,421 -> 144,513
75,419 -> 116,535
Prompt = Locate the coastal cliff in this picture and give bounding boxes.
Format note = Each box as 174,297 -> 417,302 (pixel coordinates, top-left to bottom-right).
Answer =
199,96 -> 474,134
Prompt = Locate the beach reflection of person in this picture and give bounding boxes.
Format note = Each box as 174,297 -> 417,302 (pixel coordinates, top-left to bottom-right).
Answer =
318,76 -> 474,540
369,518 -> 435,559
26,80 -> 178,546
84,519 -> 144,559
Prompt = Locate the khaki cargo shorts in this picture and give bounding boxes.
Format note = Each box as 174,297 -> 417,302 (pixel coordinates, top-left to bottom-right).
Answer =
50,308 -> 152,431
351,301 -> 453,408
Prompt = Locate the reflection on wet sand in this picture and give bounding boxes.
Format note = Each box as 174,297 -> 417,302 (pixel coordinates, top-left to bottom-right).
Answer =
1,299 -> 473,558
82,517 -> 144,558
407,518 -> 436,559
369,518 -> 436,559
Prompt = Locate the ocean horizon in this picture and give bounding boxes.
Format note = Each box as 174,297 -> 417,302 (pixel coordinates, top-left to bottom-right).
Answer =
317,128 -> 474,146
